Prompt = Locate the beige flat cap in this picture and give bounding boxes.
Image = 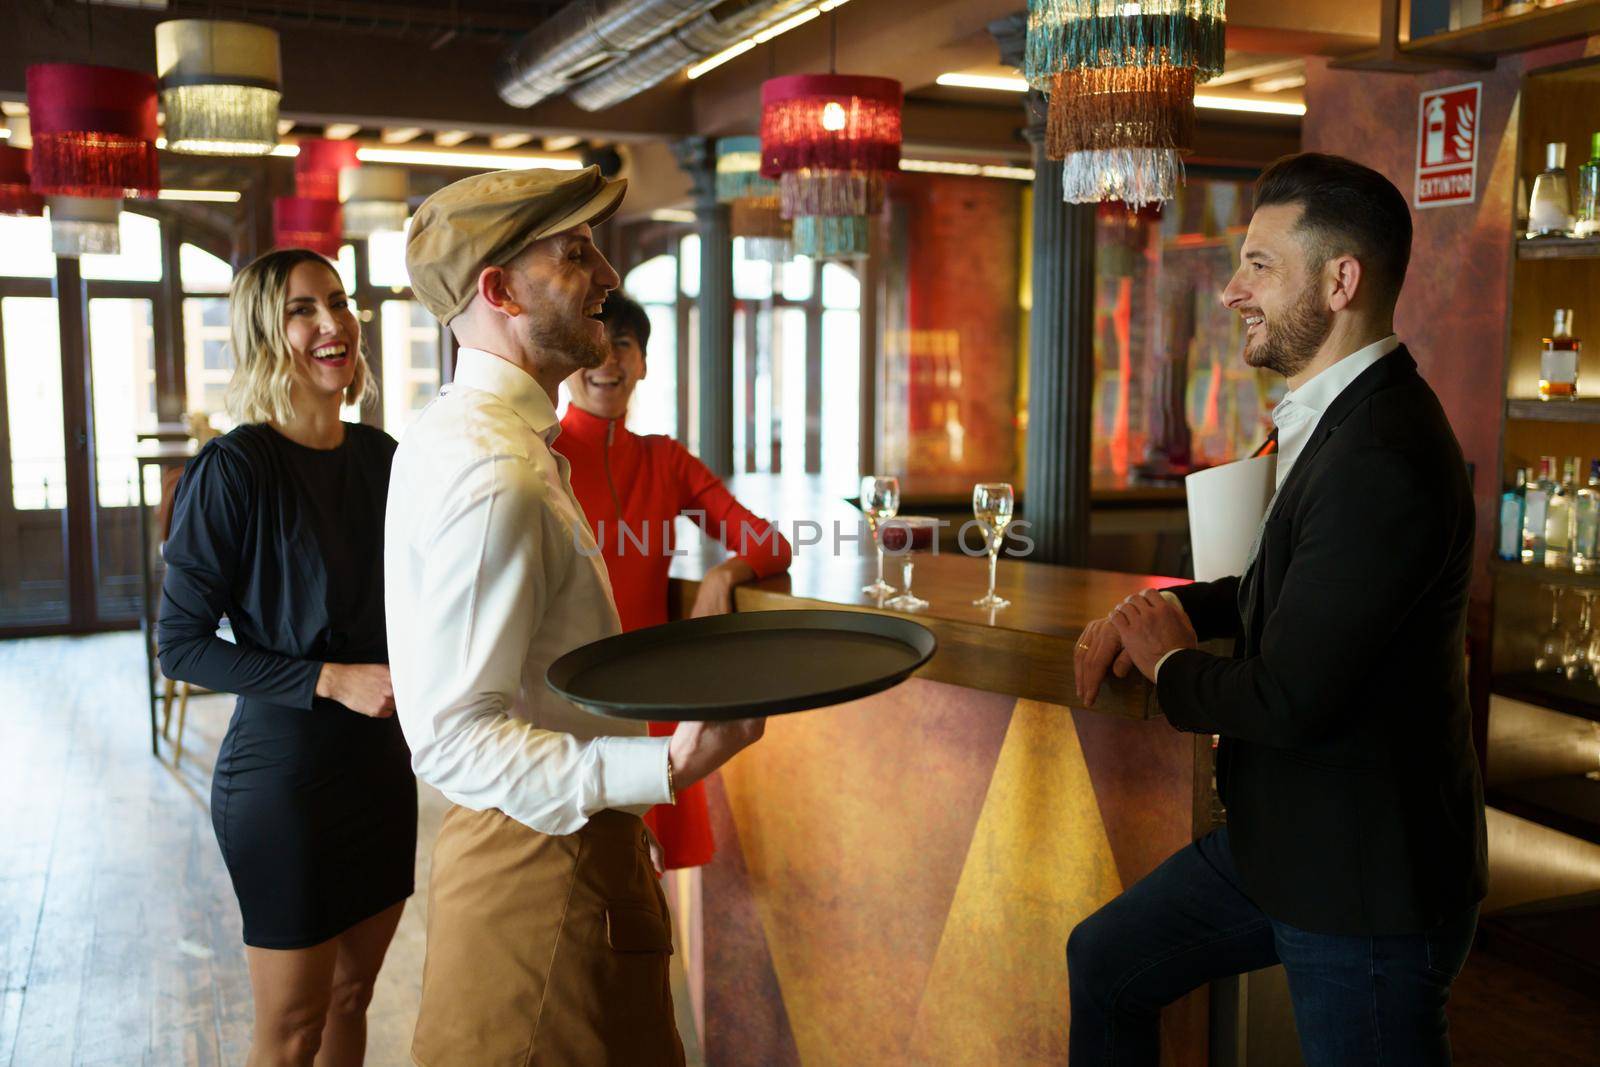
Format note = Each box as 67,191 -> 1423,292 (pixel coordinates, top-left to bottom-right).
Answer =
406,165 -> 626,325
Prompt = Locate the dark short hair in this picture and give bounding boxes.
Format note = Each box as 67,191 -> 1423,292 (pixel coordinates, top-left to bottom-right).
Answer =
598,290 -> 651,353
1254,152 -> 1412,307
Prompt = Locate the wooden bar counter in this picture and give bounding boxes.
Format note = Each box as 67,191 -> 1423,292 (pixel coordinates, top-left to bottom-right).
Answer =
662,477 -> 1210,1066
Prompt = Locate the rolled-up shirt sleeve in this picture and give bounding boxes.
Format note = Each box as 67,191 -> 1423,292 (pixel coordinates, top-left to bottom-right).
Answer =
393,456 -> 670,835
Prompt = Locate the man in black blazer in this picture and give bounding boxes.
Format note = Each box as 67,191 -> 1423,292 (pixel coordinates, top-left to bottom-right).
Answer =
1069,153 -> 1486,1066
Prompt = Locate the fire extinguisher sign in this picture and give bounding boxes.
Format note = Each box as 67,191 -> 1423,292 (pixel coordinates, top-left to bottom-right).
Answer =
1414,82 -> 1482,209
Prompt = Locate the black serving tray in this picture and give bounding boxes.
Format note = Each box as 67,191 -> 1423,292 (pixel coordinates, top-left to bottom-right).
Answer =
546,609 -> 937,721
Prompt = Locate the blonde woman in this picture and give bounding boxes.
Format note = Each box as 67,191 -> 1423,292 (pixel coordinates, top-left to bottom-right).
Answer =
158,248 -> 416,1067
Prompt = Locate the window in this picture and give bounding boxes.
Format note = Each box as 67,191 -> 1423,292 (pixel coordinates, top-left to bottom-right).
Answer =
3,297 -> 65,510
88,299 -> 160,508
180,243 -> 232,293
0,216 -> 56,278
183,297 -> 233,424
80,212 -> 164,282
623,254 -> 678,439
380,300 -> 440,436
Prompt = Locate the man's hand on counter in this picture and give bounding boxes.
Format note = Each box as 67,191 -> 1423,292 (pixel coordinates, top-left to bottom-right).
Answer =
1074,615 -> 1135,707
1109,589 -> 1198,684
689,559 -> 759,618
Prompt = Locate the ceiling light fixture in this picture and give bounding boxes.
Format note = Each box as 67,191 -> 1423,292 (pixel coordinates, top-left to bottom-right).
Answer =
687,0 -> 851,81
354,146 -> 582,170
158,188 -> 243,202
1194,94 -> 1305,116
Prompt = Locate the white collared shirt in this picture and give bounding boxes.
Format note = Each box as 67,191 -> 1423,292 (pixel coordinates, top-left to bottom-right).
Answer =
385,347 -> 671,836
1270,333 -> 1400,489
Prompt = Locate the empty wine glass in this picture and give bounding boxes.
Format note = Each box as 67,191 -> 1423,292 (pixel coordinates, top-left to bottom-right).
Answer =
972,482 -> 1014,610
1568,590 -> 1597,683
884,516 -> 938,612
860,475 -> 900,597
1535,586 -> 1566,675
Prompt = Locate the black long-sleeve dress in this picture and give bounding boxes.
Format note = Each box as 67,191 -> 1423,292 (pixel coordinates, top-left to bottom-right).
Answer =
158,422 -> 417,949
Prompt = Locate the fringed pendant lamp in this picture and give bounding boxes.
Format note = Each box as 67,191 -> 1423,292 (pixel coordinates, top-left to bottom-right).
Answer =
26,63 -> 160,198
339,165 -> 408,238
49,196 -> 122,256
294,138 -> 360,200
1024,0 -> 1225,209
716,137 -> 791,261
0,117 -> 44,216
759,73 -> 901,260
155,19 -> 282,156
274,196 -> 342,257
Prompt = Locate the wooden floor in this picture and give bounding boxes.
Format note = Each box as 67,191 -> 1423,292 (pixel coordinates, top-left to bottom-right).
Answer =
0,633 -> 1595,1066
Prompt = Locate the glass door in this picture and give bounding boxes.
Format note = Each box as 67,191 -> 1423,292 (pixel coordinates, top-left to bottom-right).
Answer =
87,297 -> 159,621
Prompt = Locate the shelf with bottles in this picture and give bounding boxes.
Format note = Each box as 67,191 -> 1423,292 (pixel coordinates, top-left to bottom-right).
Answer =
1486,770 -> 1600,845
1491,558 -> 1600,588
1517,235 -> 1600,260
1497,455 -> 1600,572
1406,0 -> 1600,58
1505,398 -> 1600,423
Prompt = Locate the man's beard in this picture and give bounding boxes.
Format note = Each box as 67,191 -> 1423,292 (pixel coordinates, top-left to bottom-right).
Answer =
1243,281 -> 1332,378
523,304 -> 607,372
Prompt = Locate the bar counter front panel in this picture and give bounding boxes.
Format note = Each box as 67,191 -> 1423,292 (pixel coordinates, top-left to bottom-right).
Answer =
664,487 -> 1207,1065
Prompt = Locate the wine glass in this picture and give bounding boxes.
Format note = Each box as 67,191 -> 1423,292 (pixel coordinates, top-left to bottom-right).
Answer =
860,475 -> 901,597
972,482 -> 1014,610
884,516 -> 939,612
1567,590 -> 1597,683
1534,586 -> 1566,675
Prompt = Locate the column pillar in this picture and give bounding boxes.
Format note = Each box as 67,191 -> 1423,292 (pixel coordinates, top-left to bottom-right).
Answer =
673,136 -> 735,478
991,13 -> 1095,567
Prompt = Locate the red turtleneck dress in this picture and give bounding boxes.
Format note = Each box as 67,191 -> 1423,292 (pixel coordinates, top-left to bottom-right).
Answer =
554,404 -> 792,868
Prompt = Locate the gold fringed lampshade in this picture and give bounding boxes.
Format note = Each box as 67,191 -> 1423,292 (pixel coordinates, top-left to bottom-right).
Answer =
49,196 -> 122,257
156,20 -> 282,156
339,166 -> 408,238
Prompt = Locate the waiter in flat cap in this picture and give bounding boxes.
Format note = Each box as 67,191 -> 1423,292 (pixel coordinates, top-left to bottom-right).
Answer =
385,166 -> 766,1067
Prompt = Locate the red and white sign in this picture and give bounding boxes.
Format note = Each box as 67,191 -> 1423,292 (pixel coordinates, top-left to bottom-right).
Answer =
1414,82 -> 1482,209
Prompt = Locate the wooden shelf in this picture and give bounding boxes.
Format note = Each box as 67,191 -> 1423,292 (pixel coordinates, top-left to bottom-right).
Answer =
1491,559 -> 1600,589
1408,0 -> 1600,59
1492,671 -> 1600,725
1518,236 -> 1600,260
1477,891 -> 1600,999
1488,774 -> 1600,845
1506,397 -> 1600,423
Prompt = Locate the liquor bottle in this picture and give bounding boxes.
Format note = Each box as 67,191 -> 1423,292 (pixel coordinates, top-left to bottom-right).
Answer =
1575,460 -> 1600,572
1539,309 -> 1580,400
1523,458 -> 1555,564
1578,132 -> 1600,239
1500,468 -> 1529,562
1528,142 -> 1574,238
1546,457 -> 1578,568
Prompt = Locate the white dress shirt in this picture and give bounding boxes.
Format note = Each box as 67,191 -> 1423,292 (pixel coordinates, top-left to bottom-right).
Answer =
1152,334 -> 1400,681
385,347 -> 671,836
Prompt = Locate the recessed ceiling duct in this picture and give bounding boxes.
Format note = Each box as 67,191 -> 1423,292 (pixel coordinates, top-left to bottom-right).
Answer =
495,0 -> 723,108
567,0 -> 813,112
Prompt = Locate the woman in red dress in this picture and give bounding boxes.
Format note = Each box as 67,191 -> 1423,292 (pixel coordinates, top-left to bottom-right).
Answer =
554,291 -> 792,868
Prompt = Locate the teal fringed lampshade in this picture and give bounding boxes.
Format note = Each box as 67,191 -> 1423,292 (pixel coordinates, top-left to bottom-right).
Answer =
1025,0 -> 1225,209
718,136 -> 793,260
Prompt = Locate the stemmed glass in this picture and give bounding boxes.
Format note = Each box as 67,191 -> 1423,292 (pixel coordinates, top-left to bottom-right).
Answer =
860,475 -> 900,597
1534,586 -> 1566,675
884,516 -> 938,612
971,482 -> 1014,610
1567,590 -> 1597,683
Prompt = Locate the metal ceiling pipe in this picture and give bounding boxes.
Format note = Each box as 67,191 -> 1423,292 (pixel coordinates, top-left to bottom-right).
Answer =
567,0 -> 815,113
495,0 -> 722,108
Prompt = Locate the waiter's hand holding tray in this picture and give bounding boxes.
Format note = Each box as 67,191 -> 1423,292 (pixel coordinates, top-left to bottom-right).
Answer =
546,609 -> 937,721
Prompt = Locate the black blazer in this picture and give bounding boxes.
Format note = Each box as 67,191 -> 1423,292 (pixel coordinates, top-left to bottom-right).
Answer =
1160,346 -> 1487,936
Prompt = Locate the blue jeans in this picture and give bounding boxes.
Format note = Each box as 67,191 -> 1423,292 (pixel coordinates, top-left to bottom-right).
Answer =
1066,828 -> 1478,1066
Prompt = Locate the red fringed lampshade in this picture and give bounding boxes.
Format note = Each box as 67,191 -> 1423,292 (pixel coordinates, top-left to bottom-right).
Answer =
0,145 -> 44,217
294,138 -> 359,200
274,196 -> 342,257
26,63 -> 160,198
760,74 -> 901,219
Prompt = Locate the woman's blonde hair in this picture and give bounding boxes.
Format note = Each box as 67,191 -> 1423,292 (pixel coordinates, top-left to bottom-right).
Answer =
224,248 -> 375,425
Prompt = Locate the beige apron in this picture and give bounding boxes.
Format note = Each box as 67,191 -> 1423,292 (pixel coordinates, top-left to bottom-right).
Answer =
411,806 -> 685,1067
